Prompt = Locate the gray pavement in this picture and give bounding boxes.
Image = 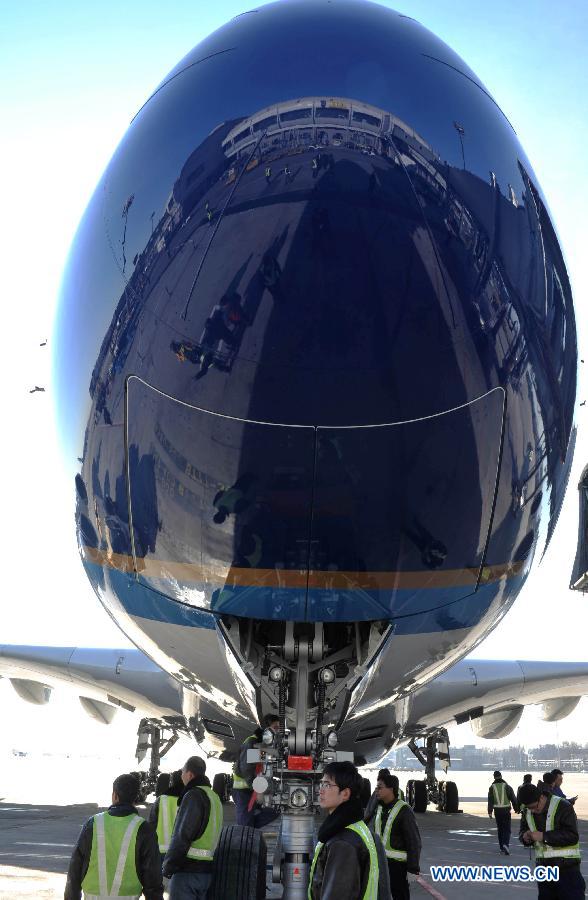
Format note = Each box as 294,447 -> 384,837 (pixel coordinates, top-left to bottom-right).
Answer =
2,796 -> 587,898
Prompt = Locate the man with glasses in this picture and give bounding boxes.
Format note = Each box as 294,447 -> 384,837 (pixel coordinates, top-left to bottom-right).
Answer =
518,782 -> 584,898
309,761 -> 390,899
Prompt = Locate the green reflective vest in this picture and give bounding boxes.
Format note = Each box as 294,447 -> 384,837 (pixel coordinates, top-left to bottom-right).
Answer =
374,800 -> 409,861
492,782 -> 510,808
155,794 -> 178,853
81,811 -> 143,900
185,786 -> 223,861
232,734 -> 258,789
308,820 -> 379,900
526,796 -> 581,860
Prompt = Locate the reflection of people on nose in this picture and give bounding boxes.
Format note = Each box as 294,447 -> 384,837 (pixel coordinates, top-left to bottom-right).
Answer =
259,251 -> 283,301
212,473 -> 256,524
220,291 -> 250,327
194,305 -> 239,379
404,517 -> 447,569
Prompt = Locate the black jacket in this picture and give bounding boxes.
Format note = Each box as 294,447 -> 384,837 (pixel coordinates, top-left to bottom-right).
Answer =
162,774 -> 214,877
310,798 -> 390,900
234,729 -> 262,790
519,794 -> 580,869
64,803 -> 163,900
488,778 -> 518,815
367,800 -> 421,873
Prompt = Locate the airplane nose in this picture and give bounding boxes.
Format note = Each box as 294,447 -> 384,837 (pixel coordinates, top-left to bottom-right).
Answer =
124,376 -> 505,622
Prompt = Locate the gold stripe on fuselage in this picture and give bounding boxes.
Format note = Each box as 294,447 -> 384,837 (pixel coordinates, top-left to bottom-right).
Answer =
82,546 -> 523,590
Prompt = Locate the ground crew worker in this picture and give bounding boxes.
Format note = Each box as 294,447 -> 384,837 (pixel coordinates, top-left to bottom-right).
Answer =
148,770 -> 182,861
205,200 -> 213,224
364,768 -> 405,821
232,714 -> 280,827
162,756 -> 222,900
552,768 -> 578,804
309,761 -> 390,900
284,164 -> 292,183
519,782 -> 584,899
517,773 -> 534,807
64,772 -> 163,900
265,165 -> 272,183
367,771 -> 421,899
488,770 -> 518,854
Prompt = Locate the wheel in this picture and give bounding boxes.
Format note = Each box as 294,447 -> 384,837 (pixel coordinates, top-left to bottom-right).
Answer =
213,772 -> 233,803
210,825 -> 267,900
412,779 -> 428,813
445,781 -> 459,813
360,777 -> 372,809
406,779 -> 414,807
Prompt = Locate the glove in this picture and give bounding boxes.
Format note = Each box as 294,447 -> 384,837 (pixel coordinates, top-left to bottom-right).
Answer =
407,872 -> 420,883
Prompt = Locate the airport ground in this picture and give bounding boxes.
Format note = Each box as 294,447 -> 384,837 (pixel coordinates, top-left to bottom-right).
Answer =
1,759 -> 587,899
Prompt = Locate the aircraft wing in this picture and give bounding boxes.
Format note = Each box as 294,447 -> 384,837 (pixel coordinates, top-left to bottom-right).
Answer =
402,657 -> 588,740
0,644 -> 183,724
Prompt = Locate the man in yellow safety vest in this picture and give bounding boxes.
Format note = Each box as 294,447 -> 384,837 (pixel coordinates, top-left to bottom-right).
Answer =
488,770 -> 518,855
232,714 -> 280,827
148,769 -> 183,861
366,771 -> 421,899
162,756 -> 222,899
519,782 -> 584,898
64,772 -> 163,900
309,761 -> 390,900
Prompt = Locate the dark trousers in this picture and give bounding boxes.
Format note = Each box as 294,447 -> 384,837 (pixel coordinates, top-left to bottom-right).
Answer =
232,789 -> 279,828
169,871 -> 212,899
388,859 -> 410,900
537,866 -> 585,899
494,809 -> 511,848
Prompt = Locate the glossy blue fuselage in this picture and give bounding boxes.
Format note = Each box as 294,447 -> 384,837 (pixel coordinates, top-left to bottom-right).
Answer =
54,0 -> 576,694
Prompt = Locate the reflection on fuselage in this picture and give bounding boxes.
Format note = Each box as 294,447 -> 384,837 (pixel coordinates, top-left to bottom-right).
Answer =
57,1 -> 576,705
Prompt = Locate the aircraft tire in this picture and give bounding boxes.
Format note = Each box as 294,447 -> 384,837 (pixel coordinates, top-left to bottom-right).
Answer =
213,772 -> 233,803
445,781 -> 459,813
210,825 -> 267,900
406,779 -> 414,807
412,779 -> 428,813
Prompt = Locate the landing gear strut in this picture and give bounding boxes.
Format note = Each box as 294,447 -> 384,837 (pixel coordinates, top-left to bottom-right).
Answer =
407,729 -> 460,813
133,718 -> 180,800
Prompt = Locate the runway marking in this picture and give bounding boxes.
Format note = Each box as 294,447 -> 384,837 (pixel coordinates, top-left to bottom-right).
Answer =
0,851 -> 70,859
15,842 -> 72,847
0,807 -> 49,813
417,875 -> 448,899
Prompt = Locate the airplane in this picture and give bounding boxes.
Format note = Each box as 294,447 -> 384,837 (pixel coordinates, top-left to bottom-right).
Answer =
4,1 -> 580,896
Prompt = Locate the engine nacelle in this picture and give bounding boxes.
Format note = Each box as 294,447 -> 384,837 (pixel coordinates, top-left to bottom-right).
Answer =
540,697 -> 580,722
471,704 -> 524,739
10,678 -> 51,706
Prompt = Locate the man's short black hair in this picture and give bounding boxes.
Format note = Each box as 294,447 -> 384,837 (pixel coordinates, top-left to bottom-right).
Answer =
169,769 -> 183,795
113,773 -> 140,805
518,784 -> 541,806
262,713 -> 280,728
183,756 -> 206,777
323,761 -> 362,799
542,772 -> 555,786
551,768 -> 563,777
377,771 -> 399,794
523,774 -> 533,783
493,770 -> 502,779
155,773 -> 170,797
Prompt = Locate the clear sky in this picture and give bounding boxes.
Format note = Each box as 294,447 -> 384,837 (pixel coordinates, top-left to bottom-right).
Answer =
1,0 -> 587,754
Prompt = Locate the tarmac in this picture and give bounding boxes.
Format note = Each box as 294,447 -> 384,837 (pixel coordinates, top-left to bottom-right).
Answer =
1,769 -> 587,899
